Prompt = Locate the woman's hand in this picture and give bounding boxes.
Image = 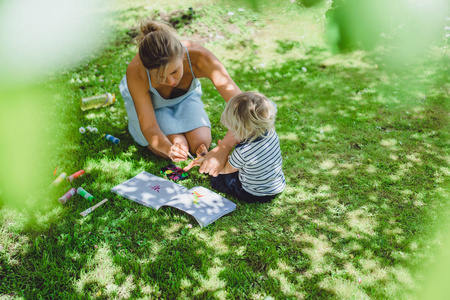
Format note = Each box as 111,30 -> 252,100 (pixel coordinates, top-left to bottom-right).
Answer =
169,143 -> 189,162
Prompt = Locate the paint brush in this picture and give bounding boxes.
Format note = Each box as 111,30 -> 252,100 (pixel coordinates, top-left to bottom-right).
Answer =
80,198 -> 108,217
187,152 -> 196,160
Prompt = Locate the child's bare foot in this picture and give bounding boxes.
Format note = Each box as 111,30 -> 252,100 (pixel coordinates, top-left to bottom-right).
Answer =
184,144 -> 209,171
196,144 -> 208,158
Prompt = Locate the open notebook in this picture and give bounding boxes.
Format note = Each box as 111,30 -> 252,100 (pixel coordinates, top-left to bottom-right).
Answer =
111,171 -> 236,227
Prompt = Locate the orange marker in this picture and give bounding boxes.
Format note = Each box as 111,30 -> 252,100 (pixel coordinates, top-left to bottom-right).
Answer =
67,170 -> 85,182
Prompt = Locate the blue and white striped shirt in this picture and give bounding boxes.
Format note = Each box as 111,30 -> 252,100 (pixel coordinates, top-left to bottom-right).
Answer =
229,130 -> 285,196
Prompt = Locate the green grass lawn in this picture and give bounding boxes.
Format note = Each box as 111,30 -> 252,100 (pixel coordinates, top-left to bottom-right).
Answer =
1,0 -> 449,299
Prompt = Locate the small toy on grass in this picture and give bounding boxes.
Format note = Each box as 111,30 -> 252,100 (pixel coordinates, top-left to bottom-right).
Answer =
77,187 -> 95,201
160,164 -> 188,182
103,134 -> 120,144
59,188 -> 77,204
67,170 -> 85,182
52,172 -> 67,186
80,198 -> 108,217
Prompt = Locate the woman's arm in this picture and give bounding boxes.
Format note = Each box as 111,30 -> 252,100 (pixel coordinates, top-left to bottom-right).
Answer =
187,42 -> 242,175
189,41 -> 241,102
126,61 -> 188,161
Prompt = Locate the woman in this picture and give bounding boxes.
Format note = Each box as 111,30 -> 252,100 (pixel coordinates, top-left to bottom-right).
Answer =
119,21 -> 240,175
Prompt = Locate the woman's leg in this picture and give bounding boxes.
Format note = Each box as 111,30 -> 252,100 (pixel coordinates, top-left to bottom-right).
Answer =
184,126 -> 212,154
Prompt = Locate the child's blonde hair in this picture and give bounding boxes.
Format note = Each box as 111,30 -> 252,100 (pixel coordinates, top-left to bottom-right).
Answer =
137,21 -> 184,79
221,92 -> 277,142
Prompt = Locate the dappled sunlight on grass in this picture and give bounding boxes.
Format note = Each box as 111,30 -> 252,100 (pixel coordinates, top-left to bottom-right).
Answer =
0,221 -> 30,266
196,230 -> 230,255
380,138 -> 398,148
319,276 -> 370,299
278,132 -> 299,141
389,162 -> 414,181
406,153 -> 422,164
162,221 -> 184,239
74,243 -> 135,298
295,233 -> 333,275
319,159 -> 335,170
268,262 -> 304,298
1,0 -> 448,298
346,209 -> 377,236
193,259 -> 227,298
85,157 -> 144,185
31,206 -> 66,231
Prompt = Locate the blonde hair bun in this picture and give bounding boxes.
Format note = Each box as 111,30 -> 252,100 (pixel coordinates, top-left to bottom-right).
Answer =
137,20 -> 183,75
137,21 -> 176,44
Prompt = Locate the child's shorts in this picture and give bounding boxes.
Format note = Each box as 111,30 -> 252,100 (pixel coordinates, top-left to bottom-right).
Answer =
210,172 -> 276,203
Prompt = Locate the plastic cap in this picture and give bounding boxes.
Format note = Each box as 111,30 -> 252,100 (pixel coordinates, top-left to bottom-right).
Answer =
111,94 -> 116,103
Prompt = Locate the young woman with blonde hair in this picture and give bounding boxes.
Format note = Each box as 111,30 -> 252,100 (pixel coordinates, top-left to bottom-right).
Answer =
119,21 -> 241,175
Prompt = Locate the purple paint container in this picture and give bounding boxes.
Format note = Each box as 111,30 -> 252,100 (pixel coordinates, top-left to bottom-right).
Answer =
59,188 -> 77,204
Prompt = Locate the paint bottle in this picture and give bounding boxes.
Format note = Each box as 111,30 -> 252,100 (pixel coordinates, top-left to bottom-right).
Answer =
80,93 -> 116,111
59,188 -> 77,204
67,170 -> 85,183
77,187 -> 95,202
52,172 -> 67,186
103,134 -> 120,144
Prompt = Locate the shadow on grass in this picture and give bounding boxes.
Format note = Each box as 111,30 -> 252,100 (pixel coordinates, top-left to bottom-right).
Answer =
1,47 -> 448,299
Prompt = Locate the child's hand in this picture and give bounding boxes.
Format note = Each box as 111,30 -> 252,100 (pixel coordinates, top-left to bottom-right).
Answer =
183,157 -> 204,171
183,144 -> 208,171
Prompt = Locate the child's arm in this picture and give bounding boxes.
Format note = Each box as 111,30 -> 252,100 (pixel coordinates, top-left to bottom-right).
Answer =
183,143 -> 239,174
219,158 -> 239,174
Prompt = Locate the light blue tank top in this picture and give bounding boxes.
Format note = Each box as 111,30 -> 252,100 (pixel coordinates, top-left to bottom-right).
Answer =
119,43 -> 210,144
146,44 -> 202,110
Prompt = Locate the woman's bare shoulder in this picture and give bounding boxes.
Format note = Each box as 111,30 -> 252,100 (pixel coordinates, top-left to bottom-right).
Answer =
181,40 -> 217,77
181,40 -> 203,50
182,40 -> 214,58
126,54 -> 150,93
126,54 -> 147,80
